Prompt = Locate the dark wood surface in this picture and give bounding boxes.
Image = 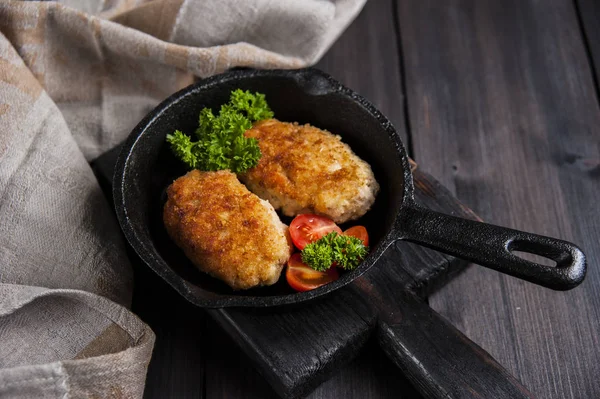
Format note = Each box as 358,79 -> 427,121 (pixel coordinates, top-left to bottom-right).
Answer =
376,287 -> 534,399
396,0 -> 600,398
578,0 -> 600,82
96,0 -> 600,397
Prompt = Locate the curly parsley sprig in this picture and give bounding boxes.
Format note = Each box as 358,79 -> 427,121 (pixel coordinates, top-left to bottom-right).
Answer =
166,89 -> 273,174
301,232 -> 368,272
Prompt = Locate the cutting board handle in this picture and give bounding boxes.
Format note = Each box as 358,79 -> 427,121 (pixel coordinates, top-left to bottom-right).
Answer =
374,287 -> 536,399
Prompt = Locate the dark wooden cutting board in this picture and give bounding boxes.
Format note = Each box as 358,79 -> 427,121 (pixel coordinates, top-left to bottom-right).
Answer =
92,145 -> 496,398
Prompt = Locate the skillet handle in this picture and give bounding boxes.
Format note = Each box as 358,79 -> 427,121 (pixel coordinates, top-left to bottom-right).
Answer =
397,205 -> 586,290
375,288 -> 535,399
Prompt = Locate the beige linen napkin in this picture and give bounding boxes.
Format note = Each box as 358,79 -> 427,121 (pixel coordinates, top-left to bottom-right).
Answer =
0,0 -> 366,397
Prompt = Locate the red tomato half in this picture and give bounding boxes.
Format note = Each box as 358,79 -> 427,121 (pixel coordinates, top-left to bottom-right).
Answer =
286,253 -> 339,292
344,225 -> 369,247
289,214 -> 342,250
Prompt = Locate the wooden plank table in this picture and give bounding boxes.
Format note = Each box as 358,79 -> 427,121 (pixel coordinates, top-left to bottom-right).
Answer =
131,0 -> 600,397
398,1 -> 600,397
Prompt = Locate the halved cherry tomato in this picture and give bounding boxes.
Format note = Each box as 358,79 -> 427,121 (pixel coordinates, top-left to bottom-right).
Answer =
289,214 -> 342,250
344,225 -> 369,247
286,253 -> 339,292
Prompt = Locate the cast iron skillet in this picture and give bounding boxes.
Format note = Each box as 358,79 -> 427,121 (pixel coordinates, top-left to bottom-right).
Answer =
113,68 -> 586,309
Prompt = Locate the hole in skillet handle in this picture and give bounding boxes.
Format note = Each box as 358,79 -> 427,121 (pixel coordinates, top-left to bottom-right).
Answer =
503,235 -> 586,290
510,251 -> 556,267
507,237 -> 582,275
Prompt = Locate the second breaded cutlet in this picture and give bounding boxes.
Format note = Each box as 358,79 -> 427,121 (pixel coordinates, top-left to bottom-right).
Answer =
239,119 -> 379,224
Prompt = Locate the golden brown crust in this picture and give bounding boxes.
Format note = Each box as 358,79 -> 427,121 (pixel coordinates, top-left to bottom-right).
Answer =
240,119 -> 379,223
163,170 -> 292,290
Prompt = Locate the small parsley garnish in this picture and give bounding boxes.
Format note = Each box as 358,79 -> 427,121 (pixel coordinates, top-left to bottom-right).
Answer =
301,232 -> 368,272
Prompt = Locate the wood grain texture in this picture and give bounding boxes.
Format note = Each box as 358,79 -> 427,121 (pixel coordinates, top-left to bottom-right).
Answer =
203,319 -> 420,399
376,288 -> 534,399
350,245 -> 534,399
396,0 -> 600,397
315,0 -> 405,142
577,0 -> 600,84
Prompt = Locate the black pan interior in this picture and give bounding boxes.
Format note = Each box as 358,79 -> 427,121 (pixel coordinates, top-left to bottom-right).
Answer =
115,68 -> 409,307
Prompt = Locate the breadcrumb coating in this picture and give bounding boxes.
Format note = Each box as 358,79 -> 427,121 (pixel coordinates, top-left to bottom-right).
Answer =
240,119 -> 379,223
163,170 -> 292,290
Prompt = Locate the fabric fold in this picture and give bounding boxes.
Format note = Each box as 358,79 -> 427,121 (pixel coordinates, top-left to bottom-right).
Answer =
0,284 -> 154,399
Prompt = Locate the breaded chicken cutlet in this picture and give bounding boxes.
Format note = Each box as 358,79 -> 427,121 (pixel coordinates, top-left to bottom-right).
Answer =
163,170 -> 292,290
239,119 -> 379,223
